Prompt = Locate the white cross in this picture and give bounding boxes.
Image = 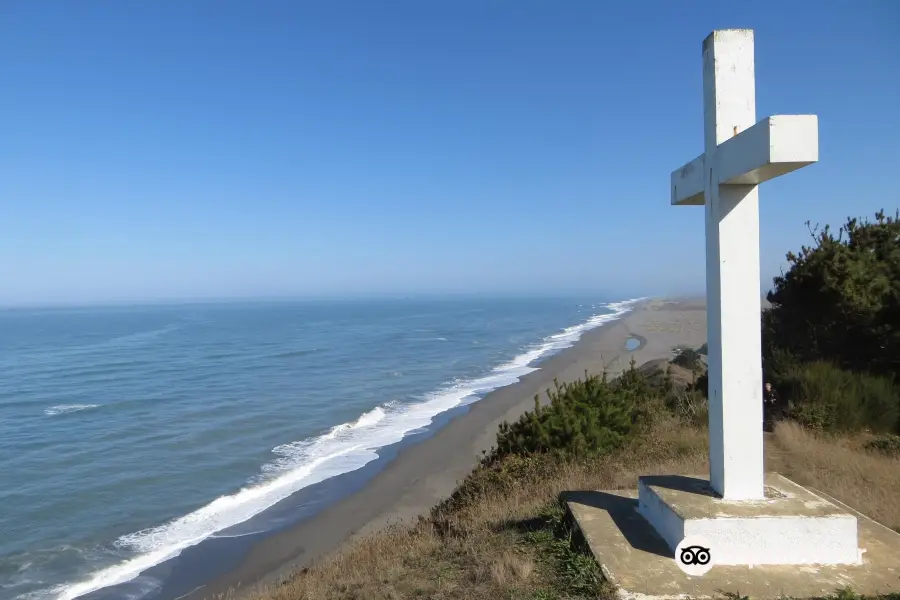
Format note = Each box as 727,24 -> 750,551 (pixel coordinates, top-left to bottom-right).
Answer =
671,29 -> 818,500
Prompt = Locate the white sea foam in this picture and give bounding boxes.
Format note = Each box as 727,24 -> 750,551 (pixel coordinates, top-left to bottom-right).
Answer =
44,405 -> 100,417
42,298 -> 645,600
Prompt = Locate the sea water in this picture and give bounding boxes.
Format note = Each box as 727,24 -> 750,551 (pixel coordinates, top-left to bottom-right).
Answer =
0,297 -> 640,600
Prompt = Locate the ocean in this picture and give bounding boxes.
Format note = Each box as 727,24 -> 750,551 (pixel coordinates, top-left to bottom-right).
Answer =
0,297 -> 639,600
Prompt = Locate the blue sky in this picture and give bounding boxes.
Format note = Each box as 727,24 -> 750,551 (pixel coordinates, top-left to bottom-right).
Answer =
2,2 -> 898,306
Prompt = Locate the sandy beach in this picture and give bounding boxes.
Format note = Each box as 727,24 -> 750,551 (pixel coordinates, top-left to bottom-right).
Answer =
187,298 -> 708,599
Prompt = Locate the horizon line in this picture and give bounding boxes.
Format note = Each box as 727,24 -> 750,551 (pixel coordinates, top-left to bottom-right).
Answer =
0,290 -> 684,311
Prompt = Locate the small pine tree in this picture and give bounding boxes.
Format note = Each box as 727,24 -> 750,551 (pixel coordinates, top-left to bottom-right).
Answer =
664,365 -> 674,394
484,366 -> 656,463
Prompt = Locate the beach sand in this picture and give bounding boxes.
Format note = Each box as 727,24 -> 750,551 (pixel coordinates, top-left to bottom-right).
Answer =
189,298 -> 708,599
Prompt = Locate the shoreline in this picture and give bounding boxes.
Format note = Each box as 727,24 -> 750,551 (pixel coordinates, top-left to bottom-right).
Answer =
67,300 -> 655,600
164,297 -> 707,600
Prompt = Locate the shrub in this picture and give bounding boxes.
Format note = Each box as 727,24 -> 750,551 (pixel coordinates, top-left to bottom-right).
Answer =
777,361 -> 900,433
484,360 -> 655,464
665,388 -> 708,427
672,348 -> 703,371
763,210 -> 900,381
690,371 -> 709,399
865,433 -> 900,456
433,453 -> 562,517
762,346 -> 802,387
757,210 -> 900,434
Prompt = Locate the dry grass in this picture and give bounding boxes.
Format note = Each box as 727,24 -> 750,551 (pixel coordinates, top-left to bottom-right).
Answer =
770,421 -> 900,531
484,552 -> 534,586
236,417 -> 898,600
240,415 -> 708,600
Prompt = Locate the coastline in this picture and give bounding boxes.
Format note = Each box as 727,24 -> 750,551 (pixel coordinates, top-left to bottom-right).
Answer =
174,297 -> 707,600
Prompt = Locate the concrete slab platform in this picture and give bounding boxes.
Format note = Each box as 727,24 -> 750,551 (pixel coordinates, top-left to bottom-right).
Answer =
565,487 -> 900,599
638,473 -> 859,565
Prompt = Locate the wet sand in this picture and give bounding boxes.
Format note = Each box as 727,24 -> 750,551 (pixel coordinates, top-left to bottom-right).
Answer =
188,298 -> 708,599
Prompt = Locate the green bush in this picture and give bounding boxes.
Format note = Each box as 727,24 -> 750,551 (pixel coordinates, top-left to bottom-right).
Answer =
865,433 -> 900,456
763,210 -> 900,381
762,346 -> 803,386
758,210 -> 900,433
485,360 -> 655,464
672,348 -> 703,371
777,361 -> 900,433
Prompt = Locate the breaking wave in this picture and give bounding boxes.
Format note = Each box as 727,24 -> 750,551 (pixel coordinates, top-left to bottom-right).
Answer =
43,405 -> 100,417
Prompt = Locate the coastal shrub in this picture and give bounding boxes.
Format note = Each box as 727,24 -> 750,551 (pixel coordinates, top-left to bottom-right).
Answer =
763,210 -> 900,381
484,360 -> 654,464
662,365 -> 708,427
640,360 -> 689,392
694,355 -> 899,434
666,388 -> 708,428
755,210 -> 900,433
433,453 -> 562,518
865,433 -> 900,456
777,361 -> 900,433
615,356 -> 657,400
762,346 -> 803,386
672,348 -> 703,372
690,371 -> 709,399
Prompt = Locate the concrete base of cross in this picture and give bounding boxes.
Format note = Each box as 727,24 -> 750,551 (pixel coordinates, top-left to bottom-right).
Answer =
637,473 -> 860,565
564,473 -> 900,599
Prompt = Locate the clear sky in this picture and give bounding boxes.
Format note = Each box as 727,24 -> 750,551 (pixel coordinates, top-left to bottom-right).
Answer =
2,2 -> 898,306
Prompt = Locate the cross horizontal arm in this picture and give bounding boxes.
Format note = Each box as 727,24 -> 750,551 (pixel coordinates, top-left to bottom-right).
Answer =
671,153 -> 705,206
717,115 -> 818,186
670,115 -> 819,206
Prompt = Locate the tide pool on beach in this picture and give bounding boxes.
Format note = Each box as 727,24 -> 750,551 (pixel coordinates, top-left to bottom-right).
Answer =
0,296 -> 642,600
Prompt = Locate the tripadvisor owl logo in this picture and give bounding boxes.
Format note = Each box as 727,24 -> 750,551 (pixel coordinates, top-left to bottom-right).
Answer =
675,535 -> 714,576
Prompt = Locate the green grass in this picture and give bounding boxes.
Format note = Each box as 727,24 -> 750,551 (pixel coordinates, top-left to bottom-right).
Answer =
519,503 -> 611,600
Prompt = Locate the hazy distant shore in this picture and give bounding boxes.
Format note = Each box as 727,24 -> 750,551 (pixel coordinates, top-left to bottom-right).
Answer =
177,297 -> 708,600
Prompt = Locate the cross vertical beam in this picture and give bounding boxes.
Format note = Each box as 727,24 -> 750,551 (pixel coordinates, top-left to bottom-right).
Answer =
702,30 -> 765,500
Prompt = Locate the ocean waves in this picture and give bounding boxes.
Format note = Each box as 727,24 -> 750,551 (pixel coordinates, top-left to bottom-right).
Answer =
43,405 -> 101,417
16,298 -> 644,600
